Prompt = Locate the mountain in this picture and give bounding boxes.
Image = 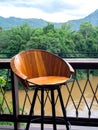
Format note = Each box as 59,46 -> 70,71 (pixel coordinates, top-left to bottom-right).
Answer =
0,16 -> 49,29
0,16 -> 61,29
67,9 -> 98,30
0,9 -> 98,30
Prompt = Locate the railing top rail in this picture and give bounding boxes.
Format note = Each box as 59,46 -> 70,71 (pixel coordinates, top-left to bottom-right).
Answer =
0,58 -> 98,69
0,59 -> 10,63
65,58 -> 98,69
0,58 -> 98,62
0,59 -> 11,68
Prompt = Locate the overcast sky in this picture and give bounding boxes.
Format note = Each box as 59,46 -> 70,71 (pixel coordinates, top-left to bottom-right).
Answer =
0,0 -> 98,23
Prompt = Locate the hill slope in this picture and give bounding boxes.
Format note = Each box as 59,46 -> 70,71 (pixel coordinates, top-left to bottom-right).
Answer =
0,17 -> 49,29
0,16 -> 62,29
67,9 -> 98,30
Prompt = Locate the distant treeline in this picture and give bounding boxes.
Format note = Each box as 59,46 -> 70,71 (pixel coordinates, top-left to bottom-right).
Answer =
0,21 -> 98,58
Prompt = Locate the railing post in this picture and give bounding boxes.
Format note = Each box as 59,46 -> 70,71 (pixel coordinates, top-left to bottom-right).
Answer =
11,70 -> 19,130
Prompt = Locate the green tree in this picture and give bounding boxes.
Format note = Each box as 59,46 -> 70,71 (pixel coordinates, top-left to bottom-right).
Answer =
79,22 -> 94,39
6,23 -> 34,57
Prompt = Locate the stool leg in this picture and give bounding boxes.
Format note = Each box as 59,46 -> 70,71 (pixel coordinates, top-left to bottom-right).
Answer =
51,89 -> 57,130
26,88 -> 38,130
41,88 -> 44,130
57,88 -> 69,130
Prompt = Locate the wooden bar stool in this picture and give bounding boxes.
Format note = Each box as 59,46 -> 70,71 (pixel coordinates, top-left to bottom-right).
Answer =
10,49 -> 74,130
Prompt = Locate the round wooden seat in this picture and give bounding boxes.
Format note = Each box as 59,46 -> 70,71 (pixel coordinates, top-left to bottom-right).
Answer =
27,76 -> 69,86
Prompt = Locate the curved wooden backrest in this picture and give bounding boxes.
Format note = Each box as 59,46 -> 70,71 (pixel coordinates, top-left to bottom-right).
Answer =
10,49 -> 74,81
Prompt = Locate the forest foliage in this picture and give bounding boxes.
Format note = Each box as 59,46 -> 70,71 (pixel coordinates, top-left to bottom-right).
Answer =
0,21 -> 98,58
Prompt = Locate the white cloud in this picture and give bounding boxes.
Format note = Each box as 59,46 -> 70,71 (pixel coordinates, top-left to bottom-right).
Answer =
0,0 -> 98,22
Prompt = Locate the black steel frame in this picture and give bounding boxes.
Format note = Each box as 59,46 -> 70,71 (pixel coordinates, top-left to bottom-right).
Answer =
25,85 -> 69,130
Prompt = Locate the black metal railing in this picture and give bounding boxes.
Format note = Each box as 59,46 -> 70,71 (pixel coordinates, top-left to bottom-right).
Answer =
0,58 -> 98,129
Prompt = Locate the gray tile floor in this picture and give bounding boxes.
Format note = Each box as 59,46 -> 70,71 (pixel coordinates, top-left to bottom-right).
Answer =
0,125 -> 98,130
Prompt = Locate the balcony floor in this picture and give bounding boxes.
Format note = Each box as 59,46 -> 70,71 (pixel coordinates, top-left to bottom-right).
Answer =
0,125 -> 98,130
